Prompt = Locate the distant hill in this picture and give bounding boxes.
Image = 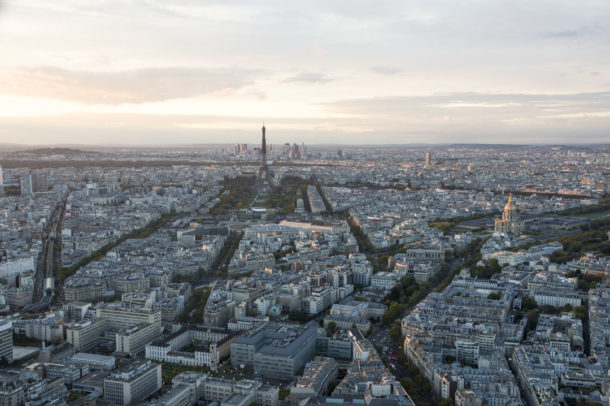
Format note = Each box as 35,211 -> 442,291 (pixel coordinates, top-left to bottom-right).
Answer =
0,143 -> 29,152
13,147 -> 98,156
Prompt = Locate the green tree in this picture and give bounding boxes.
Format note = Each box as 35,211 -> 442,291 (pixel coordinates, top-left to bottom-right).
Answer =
326,321 -> 337,337
389,321 -> 403,345
487,291 -> 502,300
526,310 -> 539,332
578,279 -> 590,292
383,302 -> 406,325
522,297 -> 538,311
489,258 -> 501,273
279,389 -> 290,400
68,391 -> 81,402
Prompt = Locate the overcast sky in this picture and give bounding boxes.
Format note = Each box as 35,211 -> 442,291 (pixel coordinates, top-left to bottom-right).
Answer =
0,0 -> 609,145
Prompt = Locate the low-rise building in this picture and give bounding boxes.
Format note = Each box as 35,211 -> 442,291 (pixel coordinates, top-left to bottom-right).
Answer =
104,361 -> 162,406
116,321 -> 163,355
145,326 -> 235,369
291,356 -> 338,404
70,352 -> 116,370
231,323 -> 317,379
96,305 -> 161,331
371,271 -> 400,289
65,318 -> 108,352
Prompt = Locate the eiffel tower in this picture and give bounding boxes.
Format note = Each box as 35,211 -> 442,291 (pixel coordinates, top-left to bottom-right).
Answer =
256,124 -> 273,193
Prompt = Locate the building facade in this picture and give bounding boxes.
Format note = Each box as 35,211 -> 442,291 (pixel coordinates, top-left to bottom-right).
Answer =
104,361 -> 162,406
0,320 -> 13,363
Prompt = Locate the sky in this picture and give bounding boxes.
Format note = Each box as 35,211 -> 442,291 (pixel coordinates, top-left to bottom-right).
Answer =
0,0 -> 609,145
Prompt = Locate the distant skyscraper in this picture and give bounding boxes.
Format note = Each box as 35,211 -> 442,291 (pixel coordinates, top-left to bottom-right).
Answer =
290,143 -> 303,160
21,172 -> 48,195
425,152 -> 431,166
36,173 -> 48,192
0,164 -> 3,186
283,143 -> 290,159
21,173 -> 32,195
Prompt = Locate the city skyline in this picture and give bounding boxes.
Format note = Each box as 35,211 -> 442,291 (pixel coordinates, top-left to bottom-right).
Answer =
0,0 -> 609,145
0,131 -> 607,405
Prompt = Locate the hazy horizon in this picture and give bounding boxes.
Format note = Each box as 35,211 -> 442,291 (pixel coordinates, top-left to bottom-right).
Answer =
2,142 -> 610,151
1,1 -> 609,145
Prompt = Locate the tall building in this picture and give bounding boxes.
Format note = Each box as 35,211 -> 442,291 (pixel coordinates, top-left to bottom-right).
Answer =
425,152 -> 431,166
104,361 -> 162,406
33,172 -> 48,193
494,193 -> 524,234
20,173 -> 32,195
283,143 -> 290,159
20,172 -> 48,195
234,144 -> 248,156
289,143 -> 303,160
0,319 -> 13,363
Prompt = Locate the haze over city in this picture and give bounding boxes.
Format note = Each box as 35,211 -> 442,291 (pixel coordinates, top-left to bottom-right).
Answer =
1,0 -> 609,145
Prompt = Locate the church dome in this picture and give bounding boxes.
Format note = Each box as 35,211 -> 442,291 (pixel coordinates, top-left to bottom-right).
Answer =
504,193 -> 516,212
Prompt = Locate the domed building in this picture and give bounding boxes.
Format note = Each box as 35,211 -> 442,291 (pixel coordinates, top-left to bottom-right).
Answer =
494,193 -> 524,234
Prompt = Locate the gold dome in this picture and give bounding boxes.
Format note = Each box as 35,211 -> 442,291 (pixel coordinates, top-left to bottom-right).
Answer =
504,193 -> 516,211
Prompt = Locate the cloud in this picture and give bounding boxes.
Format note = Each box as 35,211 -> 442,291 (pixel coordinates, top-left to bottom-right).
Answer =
323,92 -> 610,116
0,112 -> 380,145
282,72 -> 333,84
0,107 -> 609,145
369,66 -> 403,75
541,29 -> 581,38
319,91 -> 610,142
0,66 -> 266,104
